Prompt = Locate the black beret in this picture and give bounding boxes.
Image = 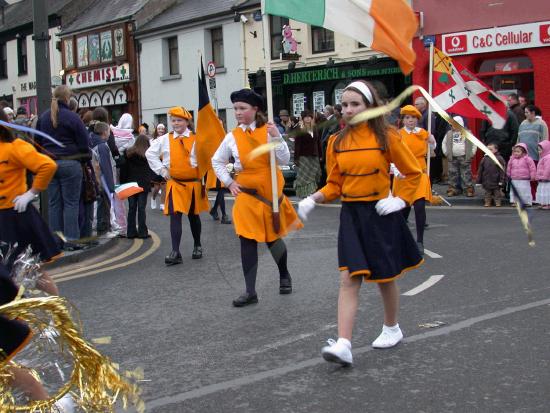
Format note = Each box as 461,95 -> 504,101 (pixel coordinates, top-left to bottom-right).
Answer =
230,89 -> 265,112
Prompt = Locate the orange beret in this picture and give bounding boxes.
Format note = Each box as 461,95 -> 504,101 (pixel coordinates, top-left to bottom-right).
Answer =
168,107 -> 192,119
400,105 -> 422,119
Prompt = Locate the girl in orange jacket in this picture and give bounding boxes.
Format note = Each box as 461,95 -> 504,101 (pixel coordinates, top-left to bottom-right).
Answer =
298,81 -> 423,366
212,89 -> 302,307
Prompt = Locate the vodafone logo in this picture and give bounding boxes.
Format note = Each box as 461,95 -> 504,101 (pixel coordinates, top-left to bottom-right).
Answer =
540,24 -> 550,44
445,34 -> 467,53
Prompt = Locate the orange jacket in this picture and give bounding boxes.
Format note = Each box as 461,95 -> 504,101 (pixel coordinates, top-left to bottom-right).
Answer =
0,139 -> 57,209
319,123 -> 422,205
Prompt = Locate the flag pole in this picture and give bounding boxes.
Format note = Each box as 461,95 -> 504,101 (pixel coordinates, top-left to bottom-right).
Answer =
262,1 -> 281,233
426,41 -> 434,180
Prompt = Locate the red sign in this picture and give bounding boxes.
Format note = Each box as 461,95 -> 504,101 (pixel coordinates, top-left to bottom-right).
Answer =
540,24 -> 550,44
444,35 -> 467,53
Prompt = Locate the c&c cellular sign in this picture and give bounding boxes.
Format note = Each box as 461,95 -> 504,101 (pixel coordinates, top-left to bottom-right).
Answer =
442,21 -> 550,56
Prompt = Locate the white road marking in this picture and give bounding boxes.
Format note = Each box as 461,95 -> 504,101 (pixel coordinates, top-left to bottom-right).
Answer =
137,297 -> 550,410
402,274 -> 445,296
424,248 -> 442,259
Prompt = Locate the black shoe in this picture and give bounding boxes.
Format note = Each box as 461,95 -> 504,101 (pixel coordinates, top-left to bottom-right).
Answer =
279,276 -> 293,294
210,209 -> 219,221
62,242 -> 84,252
417,241 -> 424,256
232,293 -> 258,307
192,245 -> 203,259
220,214 -> 232,224
138,233 -> 151,239
127,233 -> 138,239
165,251 -> 182,266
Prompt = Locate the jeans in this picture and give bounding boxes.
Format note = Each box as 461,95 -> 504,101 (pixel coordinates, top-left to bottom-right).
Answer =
48,160 -> 83,241
127,191 -> 148,237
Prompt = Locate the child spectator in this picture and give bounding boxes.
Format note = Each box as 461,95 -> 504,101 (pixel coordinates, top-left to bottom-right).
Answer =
90,122 -> 117,235
535,140 -> 550,209
507,143 -> 536,206
120,135 -> 154,238
442,116 -> 477,197
476,143 -> 506,207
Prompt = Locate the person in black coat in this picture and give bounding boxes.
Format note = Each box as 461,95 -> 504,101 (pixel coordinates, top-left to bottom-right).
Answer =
119,135 -> 154,238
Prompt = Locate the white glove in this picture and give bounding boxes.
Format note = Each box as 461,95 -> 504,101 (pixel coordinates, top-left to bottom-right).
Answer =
390,163 -> 403,178
226,163 -> 235,173
375,195 -> 406,216
13,190 -> 37,213
160,167 -> 170,179
297,196 -> 316,221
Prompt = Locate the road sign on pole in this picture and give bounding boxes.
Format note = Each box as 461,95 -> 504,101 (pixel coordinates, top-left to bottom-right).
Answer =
207,61 -> 216,78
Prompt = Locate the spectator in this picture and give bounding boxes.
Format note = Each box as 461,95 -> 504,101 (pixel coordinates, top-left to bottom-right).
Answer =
111,113 -> 135,154
278,109 -> 292,133
120,134 -> 154,238
68,97 -> 79,113
442,116 -> 477,197
476,143 -> 506,207
294,110 -> 322,198
90,122 -> 117,236
480,110 -> 519,163
35,85 -> 90,248
3,107 -> 14,122
517,104 -> 549,162
507,93 -> 525,124
507,143 -> 536,207
535,140 -> 550,209
90,107 -> 120,161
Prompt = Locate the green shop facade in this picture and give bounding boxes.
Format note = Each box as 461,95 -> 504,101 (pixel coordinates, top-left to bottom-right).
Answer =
249,58 -> 410,117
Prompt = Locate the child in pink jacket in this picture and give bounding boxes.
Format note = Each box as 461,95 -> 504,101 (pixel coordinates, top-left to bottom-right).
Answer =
535,140 -> 550,209
507,143 -> 536,206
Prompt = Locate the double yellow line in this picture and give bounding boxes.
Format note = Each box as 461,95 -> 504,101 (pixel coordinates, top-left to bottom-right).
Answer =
51,231 -> 161,283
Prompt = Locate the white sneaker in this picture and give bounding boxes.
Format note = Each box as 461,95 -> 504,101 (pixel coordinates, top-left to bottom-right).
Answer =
159,204 -> 164,211
54,393 -> 75,413
150,198 -> 157,209
321,338 -> 353,366
372,324 -> 403,349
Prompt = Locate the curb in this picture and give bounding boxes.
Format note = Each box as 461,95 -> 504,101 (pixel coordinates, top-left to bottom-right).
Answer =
45,236 -> 120,270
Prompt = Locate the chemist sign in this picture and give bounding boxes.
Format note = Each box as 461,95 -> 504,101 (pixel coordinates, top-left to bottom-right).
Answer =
443,21 -> 550,56
65,63 -> 130,89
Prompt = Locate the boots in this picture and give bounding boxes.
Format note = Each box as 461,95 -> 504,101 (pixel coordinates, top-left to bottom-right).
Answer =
495,199 -> 502,207
466,186 -> 475,197
447,186 -> 457,197
484,198 -> 492,207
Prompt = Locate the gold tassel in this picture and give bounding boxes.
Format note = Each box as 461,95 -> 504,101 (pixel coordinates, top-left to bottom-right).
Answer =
0,296 -> 144,412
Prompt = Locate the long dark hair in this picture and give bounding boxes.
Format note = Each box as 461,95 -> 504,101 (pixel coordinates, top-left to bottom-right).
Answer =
0,109 -> 14,142
126,134 -> 150,158
334,80 -> 389,151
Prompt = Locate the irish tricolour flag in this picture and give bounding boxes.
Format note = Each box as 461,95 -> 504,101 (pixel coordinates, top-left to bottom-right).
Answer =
263,0 -> 418,74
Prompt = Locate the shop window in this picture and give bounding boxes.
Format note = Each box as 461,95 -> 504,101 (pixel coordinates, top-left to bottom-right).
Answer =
270,15 -> 289,60
166,36 -> 179,76
217,108 -> 227,130
155,113 -> 167,128
17,36 -> 27,75
478,56 -> 534,99
211,27 -> 224,68
311,26 -> 334,54
478,56 -> 532,73
0,43 -> 7,79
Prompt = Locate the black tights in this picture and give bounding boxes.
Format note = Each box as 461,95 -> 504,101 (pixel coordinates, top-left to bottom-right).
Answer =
169,191 -> 201,252
240,237 -> 290,295
212,189 -> 227,215
402,198 -> 426,243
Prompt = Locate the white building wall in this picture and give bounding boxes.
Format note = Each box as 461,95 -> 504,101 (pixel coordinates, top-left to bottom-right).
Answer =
0,27 -> 63,111
139,17 -> 244,130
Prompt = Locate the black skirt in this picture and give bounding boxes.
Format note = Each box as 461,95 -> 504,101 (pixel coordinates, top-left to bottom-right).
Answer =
0,205 -> 62,269
337,201 -> 423,282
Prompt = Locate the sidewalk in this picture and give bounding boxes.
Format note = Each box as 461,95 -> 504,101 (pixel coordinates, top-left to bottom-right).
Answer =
431,183 -> 490,207
45,233 -> 119,270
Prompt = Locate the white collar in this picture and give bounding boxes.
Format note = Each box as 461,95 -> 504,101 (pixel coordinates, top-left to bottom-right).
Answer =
171,128 -> 191,138
403,126 -> 421,134
239,121 -> 257,131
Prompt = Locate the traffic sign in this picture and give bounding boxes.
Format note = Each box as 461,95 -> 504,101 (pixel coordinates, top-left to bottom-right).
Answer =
207,61 -> 216,78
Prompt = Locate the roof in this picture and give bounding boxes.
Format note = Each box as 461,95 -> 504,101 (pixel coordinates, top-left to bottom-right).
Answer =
232,0 -> 260,11
0,0 -> 72,33
60,0 -> 150,35
136,0 -> 236,35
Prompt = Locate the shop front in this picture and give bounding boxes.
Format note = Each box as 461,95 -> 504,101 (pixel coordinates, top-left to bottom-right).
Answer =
249,58 -> 409,116
64,62 -> 134,124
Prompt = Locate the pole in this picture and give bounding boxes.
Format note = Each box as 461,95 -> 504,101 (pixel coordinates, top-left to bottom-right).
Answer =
32,0 -> 52,220
262,3 -> 280,233
426,41 -> 434,180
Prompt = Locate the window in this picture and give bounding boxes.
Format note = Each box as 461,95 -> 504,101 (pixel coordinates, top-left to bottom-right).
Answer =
17,36 -> 27,75
211,27 -> 224,68
270,15 -> 289,60
155,113 -> 167,127
357,42 -> 367,49
0,43 -> 7,79
167,36 -> 179,75
311,26 -> 334,54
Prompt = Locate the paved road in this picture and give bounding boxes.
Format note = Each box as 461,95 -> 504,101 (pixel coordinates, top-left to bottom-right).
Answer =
52,201 -> 550,413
